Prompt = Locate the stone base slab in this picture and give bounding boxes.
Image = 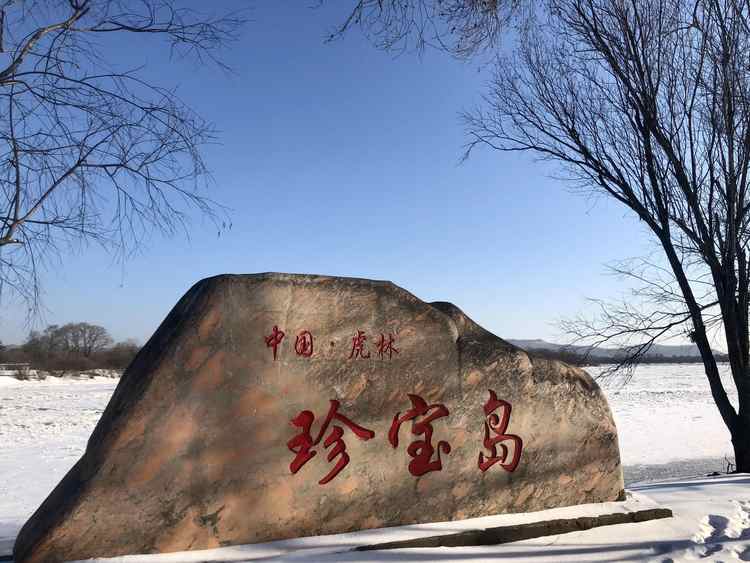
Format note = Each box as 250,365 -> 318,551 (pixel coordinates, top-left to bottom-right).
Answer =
20,492 -> 668,562
357,506 -> 672,551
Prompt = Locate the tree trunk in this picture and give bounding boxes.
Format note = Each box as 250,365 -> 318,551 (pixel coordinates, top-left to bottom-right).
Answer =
734,385 -> 750,472
732,418 -> 750,472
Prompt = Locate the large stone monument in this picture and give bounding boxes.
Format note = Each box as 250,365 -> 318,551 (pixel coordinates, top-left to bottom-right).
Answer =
14,273 -> 623,562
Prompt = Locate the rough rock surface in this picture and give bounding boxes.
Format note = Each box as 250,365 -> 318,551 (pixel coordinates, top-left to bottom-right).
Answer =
14,273 -> 623,562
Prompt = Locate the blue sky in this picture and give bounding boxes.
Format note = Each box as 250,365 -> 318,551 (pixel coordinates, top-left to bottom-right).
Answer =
0,2 -> 654,345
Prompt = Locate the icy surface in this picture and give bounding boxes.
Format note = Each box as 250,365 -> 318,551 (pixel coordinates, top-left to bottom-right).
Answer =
590,363 -> 737,467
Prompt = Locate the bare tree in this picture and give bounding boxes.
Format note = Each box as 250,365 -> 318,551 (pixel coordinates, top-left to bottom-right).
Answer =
460,0 -> 750,470
0,1 -> 244,310
60,322 -> 112,357
24,321 -> 111,357
24,324 -> 63,355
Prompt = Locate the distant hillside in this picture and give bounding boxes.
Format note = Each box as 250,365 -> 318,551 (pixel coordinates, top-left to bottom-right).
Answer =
508,339 -> 727,364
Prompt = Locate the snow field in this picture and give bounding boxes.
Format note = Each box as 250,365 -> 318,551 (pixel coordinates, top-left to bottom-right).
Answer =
590,363 -> 738,466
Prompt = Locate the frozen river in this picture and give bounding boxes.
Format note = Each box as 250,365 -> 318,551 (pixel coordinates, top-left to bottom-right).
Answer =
0,363 -> 740,548
589,363 -> 737,478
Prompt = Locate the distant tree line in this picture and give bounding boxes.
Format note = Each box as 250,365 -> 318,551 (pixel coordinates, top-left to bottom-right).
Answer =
0,323 -> 140,374
526,348 -> 591,367
528,348 -> 730,367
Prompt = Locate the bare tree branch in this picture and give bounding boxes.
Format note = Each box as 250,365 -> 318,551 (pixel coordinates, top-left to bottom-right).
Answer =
0,1 -> 245,313
323,0 -> 523,59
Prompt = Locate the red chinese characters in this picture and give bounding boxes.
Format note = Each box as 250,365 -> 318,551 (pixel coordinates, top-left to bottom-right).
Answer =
477,390 -> 522,472
265,326 -> 400,361
376,333 -> 399,360
349,330 -> 371,359
264,325 -> 285,360
388,394 -> 451,476
287,400 -> 375,485
295,330 -> 314,357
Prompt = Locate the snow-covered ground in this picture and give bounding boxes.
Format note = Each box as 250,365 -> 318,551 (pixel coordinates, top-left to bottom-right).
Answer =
0,364 -> 745,561
589,363 -> 738,469
0,376 -> 116,551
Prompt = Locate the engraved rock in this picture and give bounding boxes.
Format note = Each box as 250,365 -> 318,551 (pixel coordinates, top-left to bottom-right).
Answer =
14,273 -> 624,562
